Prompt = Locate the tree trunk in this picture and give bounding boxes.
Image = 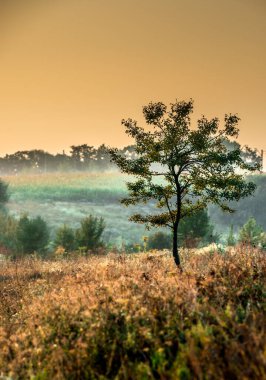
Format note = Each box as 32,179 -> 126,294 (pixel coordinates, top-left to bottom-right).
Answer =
173,225 -> 181,267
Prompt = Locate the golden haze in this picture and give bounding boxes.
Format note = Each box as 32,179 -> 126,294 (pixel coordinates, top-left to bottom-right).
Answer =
0,0 -> 265,155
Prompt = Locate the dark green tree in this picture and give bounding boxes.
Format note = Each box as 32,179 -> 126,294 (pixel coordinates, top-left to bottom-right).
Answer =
54,224 -> 76,252
178,209 -> 216,248
16,215 -> 49,254
109,99 -> 259,267
76,215 -> 105,251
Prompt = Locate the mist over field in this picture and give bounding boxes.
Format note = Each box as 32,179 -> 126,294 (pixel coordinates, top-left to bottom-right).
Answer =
2,171 -> 265,246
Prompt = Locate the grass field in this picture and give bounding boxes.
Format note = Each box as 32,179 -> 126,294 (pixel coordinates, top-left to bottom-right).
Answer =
5,172 -> 150,246
4,172 -> 266,245
0,247 -> 265,379
5,172 -> 127,203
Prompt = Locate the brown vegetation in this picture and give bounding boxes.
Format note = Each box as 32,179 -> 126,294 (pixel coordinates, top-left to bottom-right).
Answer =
0,248 -> 265,379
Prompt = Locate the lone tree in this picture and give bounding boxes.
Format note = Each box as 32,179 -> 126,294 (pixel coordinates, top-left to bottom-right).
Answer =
109,99 -> 259,267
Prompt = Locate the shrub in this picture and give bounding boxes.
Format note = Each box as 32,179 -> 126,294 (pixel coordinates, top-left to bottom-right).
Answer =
146,210 -> 217,251
75,215 -> 105,251
16,215 -> 50,254
238,217 -> 264,247
147,231 -> 172,250
54,224 -> 76,252
124,243 -> 142,253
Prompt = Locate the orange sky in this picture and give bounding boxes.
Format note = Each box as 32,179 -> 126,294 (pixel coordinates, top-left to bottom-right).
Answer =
0,0 -> 265,155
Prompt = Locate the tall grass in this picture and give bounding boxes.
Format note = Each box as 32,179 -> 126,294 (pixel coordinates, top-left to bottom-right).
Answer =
0,247 -> 265,379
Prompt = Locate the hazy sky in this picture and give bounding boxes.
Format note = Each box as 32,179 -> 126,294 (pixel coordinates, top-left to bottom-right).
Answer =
0,0 -> 265,155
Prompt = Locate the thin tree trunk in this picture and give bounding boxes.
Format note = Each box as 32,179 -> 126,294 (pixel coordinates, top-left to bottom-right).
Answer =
173,225 -> 181,267
173,171 -> 182,268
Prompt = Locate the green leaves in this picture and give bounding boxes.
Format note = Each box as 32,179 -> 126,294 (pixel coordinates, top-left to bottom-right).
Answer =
142,102 -> 167,125
224,114 -> 240,137
197,117 -> 219,135
108,99 -> 257,236
238,217 -> 264,246
129,212 -> 173,228
169,99 -> 193,124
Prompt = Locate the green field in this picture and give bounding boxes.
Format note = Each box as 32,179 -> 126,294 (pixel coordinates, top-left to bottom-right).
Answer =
4,172 -> 266,246
5,172 -> 150,246
7,172 -> 127,202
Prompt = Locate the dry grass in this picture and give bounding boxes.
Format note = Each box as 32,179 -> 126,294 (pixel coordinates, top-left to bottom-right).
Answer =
0,248 -> 265,379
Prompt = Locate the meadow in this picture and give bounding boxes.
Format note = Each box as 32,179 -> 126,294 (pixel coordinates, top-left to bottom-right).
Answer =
0,247 -> 265,379
5,172 -> 149,246
5,173 -> 266,247
6,172 -> 127,203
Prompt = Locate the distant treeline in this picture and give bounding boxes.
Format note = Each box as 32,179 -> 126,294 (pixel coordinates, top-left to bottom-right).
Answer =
0,144 -> 137,174
0,140 -> 261,175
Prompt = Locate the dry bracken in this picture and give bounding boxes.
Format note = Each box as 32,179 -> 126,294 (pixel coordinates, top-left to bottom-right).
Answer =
0,247 -> 265,379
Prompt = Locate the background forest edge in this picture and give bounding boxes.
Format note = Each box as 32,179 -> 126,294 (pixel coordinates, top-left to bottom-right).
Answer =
0,141 -> 265,249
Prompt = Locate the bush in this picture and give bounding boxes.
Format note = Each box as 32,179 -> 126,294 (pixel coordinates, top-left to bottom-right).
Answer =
147,231 -> 172,250
76,215 -> 105,251
238,217 -> 264,247
54,224 -> 76,252
16,215 -> 50,254
146,210 -> 217,251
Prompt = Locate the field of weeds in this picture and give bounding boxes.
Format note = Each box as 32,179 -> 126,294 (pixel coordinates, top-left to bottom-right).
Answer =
0,248 -> 265,379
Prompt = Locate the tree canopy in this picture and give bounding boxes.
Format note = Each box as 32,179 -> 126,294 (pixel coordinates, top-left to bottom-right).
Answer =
109,99 -> 259,266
